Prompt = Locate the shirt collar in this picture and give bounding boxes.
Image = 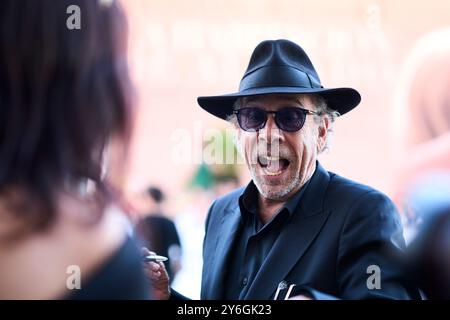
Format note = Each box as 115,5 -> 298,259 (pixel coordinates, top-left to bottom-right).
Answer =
239,171 -> 314,218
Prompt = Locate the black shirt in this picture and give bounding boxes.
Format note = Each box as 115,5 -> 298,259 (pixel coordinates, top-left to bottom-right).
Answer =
223,180 -> 309,300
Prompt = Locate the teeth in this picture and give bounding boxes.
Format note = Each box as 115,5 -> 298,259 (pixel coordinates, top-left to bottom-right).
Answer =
265,171 -> 282,176
260,156 -> 280,161
258,155 -> 287,176
262,168 -> 283,176
259,156 -> 281,164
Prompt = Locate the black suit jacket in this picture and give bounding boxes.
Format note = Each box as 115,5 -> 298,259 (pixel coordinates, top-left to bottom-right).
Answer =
200,163 -> 418,300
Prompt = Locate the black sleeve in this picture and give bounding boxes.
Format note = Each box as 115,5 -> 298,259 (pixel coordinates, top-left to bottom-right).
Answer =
336,191 -> 420,299
202,200 -> 216,256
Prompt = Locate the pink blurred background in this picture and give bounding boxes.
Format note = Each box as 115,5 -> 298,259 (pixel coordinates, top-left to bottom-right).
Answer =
121,0 -> 449,203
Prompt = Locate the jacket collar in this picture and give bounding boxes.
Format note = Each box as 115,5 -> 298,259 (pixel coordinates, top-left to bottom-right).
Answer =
204,162 -> 331,299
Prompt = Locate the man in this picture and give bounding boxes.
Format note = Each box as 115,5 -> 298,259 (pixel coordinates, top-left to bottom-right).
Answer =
147,39 -> 418,299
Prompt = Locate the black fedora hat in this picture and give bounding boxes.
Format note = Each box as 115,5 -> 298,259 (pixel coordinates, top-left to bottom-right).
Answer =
197,39 -> 361,120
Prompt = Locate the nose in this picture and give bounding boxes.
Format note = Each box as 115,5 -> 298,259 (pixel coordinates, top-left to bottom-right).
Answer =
258,113 -> 284,145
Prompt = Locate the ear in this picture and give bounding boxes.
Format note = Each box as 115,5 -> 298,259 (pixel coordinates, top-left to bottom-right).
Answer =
317,115 -> 330,152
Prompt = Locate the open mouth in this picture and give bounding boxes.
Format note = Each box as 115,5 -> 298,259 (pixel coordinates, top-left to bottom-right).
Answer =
258,155 -> 290,176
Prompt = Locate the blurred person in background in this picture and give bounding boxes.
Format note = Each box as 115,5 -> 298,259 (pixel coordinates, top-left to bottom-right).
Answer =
136,186 -> 182,284
149,39 -> 419,300
0,0 -> 149,299
392,28 -> 450,242
170,161 -> 240,298
391,29 -> 450,298
406,205 -> 450,299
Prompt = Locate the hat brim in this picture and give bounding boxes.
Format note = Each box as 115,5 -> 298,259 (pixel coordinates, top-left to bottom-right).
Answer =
197,87 -> 361,120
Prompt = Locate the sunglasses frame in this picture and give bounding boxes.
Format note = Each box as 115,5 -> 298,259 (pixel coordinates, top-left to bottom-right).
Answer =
233,106 -> 318,132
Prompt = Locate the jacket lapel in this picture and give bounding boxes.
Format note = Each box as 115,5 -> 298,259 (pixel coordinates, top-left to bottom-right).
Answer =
244,163 -> 331,299
203,204 -> 242,299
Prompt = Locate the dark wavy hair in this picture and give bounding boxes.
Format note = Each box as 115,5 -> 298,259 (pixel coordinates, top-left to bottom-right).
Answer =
0,0 -> 132,237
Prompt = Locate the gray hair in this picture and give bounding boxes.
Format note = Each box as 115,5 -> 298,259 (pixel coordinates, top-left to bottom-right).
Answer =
227,94 -> 340,153
311,95 -> 340,153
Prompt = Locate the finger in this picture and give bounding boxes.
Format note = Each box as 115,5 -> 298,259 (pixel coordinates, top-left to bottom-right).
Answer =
143,262 -> 161,273
149,262 -> 161,272
141,247 -> 151,256
144,265 -> 163,278
146,269 -> 163,282
142,262 -> 154,272
141,247 -> 157,256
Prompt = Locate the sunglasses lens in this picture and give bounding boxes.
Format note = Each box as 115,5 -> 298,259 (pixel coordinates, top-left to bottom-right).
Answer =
276,108 -> 307,132
237,108 -> 266,131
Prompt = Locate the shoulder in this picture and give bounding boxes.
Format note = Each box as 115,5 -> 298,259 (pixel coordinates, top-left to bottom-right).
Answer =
0,202 -> 133,299
68,236 -> 150,300
325,172 -> 404,244
209,186 -> 245,212
324,171 -> 402,234
203,186 -> 245,227
325,171 -> 396,212
66,206 -> 149,299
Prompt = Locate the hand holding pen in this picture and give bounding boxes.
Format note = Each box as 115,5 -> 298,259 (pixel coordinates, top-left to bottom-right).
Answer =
141,247 -> 170,300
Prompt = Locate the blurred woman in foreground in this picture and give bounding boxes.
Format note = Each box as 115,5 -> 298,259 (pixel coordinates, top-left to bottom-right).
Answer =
0,0 -> 149,299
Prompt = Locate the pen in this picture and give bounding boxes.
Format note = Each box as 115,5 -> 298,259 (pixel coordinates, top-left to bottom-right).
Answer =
143,255 -> 168,263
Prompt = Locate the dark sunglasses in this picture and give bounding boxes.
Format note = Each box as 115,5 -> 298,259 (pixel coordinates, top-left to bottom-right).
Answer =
233,107 -> 318,132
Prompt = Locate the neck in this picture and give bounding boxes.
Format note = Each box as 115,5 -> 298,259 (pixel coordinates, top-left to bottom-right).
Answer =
257,162 -> 317,224
257,196 -> 286,224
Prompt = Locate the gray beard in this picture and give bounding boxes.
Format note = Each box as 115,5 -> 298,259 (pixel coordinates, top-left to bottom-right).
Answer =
237,137 -> 301,200
250,166 -> 302,201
